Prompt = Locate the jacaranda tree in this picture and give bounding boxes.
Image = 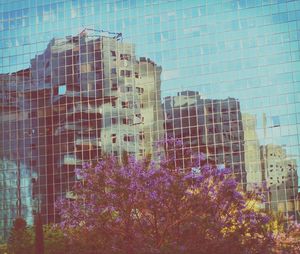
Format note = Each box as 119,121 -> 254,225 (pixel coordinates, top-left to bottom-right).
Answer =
56,139 -> 284,254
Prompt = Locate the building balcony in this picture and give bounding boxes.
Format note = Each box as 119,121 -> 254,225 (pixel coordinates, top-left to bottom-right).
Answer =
75,138 -> 101,148
63,154 -> 82,165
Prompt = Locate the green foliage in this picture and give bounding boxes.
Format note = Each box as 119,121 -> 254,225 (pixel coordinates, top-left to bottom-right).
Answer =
43,225 -> 68,254
6,218 -> 68,254
0,243 -> 8,254
7,218 -> 34,254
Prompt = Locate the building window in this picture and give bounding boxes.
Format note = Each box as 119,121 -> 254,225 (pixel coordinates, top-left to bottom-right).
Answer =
139,149 -> 145,156
111,118 -> 117,124
111,83 -> 118,91
139,131 -> 145,140
111,68 -> 117,74
111,51 -> 116,57
111,134 -> 116,143
112,100 -> 116,107
135,72 -> 139,78
122,118 -> 133,125
126,86 -> 133,92
58,84 -> 66,95
123,135 -> 134,142
120,53 -> 131,60
136,87 -> 144,94
122,101 -> 129,108
120,70 -> 131,77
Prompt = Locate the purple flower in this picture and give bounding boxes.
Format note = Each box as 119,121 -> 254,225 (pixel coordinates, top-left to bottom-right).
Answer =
261,215 -> 270,224
55,144 -> 279,253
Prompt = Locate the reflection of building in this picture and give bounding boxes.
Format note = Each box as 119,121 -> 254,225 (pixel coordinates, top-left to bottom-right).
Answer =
0,31 -> 163,236
261,144 -> 298,217
0,159 -> 33,242
242,114 -> 263,191
163,91 -> 246,188
0,69 -> 35,239
135,57 -> 164,157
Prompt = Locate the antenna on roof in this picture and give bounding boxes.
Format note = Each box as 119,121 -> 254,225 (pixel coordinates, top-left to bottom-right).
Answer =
79,28 -> 123,41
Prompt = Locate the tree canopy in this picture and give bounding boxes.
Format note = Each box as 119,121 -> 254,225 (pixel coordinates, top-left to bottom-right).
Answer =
56,150 -> 280,254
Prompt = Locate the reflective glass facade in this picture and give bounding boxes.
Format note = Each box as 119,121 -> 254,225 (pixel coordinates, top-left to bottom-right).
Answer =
1,0 -> 300,241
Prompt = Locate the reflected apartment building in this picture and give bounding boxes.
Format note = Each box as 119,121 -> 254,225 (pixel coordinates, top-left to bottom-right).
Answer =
242,114 -> 298,218
163,93 -> 299,218
163,91 -> 246,189
0,31 -> 164,238
261,144 -> 298,218
0,69 -> 35,240
242,113 -> 263,191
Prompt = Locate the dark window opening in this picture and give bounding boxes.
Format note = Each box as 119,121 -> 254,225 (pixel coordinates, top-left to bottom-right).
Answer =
136,87 -> 144,94
111,134 -> 116,143
122,101 -> 129,108
122,118 -> 133,125
120,54 -> 131,60
120,70 -> 131,77
111,68 -> 117,74
139,131 -> 145,140
111,118 -> 117,124
111,83 -> 118,91
123,135 -> 134,142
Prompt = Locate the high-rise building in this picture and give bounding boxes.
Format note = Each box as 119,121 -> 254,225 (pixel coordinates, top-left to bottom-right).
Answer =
163,91 -> 246,188
1,0 -> 300,241
0,31 -> 164,239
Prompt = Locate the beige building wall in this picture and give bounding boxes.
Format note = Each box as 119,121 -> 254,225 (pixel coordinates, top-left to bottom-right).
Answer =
135,58 -> 164,159
261,144 -> 298,215
242,113 -> 263,191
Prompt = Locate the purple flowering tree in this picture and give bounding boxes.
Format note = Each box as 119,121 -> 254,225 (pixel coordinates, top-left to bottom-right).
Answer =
56,142 -> 280,254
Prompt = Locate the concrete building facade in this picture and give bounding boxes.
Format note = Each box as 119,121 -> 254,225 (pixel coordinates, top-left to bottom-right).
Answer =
261,144 -> 298,217
242,113 -> 264,191
163,91 -> 246,188
0,31 -> 164,239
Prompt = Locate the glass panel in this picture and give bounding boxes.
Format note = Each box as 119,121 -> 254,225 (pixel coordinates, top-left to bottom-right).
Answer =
1,0 -> 300,241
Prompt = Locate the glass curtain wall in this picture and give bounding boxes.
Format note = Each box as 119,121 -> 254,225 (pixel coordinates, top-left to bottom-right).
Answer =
1,0 -> 300,241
